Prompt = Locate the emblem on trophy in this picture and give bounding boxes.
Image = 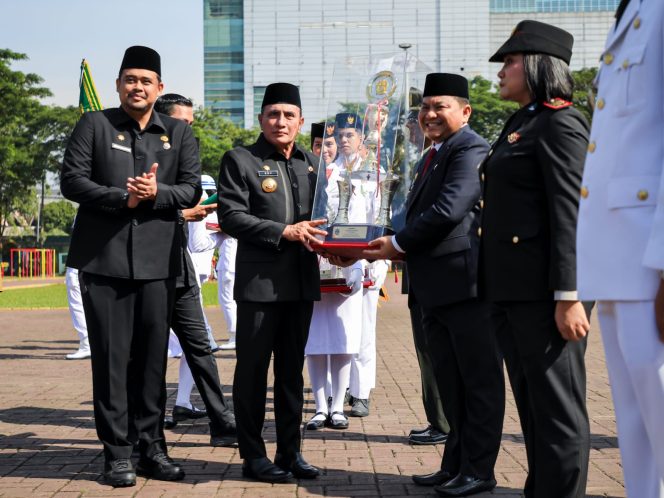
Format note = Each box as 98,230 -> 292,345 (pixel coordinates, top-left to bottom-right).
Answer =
309,53 -> 431,258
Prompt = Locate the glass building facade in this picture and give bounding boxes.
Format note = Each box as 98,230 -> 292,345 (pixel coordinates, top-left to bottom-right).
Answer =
490,0 -> 619,12
204,0 -> 245,125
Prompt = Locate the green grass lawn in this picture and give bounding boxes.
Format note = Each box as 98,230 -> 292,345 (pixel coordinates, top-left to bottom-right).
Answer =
0,281 -> 220,309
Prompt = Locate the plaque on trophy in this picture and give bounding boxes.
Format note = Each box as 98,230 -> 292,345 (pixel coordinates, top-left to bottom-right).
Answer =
311,51 -> 432,258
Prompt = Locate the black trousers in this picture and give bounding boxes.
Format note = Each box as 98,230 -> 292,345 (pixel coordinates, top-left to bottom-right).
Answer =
422,299 -> 504,479
409,303 -> 449,434
79,272 -> 174,461
171,283 -> 234,435
233,301 -> 313,460
491,301 -> 590,498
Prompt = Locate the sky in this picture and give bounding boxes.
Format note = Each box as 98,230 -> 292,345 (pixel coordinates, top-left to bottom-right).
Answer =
0,0 -> 205,108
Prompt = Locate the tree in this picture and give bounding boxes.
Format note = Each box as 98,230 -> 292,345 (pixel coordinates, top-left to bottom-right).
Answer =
192,107 -> 259,176
0,49 -> 51,251
42,200 -> 77,235
0,50 -> 78,250
468,76 -> 518,143
572,67 -> 598,125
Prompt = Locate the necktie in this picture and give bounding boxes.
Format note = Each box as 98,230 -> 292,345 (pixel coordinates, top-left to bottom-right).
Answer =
420,147 -> 437,177
615,0 -> 630,25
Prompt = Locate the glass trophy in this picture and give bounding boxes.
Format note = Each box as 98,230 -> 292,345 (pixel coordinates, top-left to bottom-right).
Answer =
312,50 -> 432,258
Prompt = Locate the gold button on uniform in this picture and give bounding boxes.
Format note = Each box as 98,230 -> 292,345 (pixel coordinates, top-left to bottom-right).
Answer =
588,142 -> 596,153
637,189 -> 649,201
622,59 -> 629,69
477,227 -> 482,237
480,199 -> 484,209
603,52 -> 614,65
633,17 -> 641,29
580,186 -> 589,199
481,173 -> 485,182
512,236 -> 519,244
596,98 -> 605,110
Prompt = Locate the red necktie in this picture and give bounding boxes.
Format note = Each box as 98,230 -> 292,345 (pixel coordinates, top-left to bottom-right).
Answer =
420,147 -> 437,177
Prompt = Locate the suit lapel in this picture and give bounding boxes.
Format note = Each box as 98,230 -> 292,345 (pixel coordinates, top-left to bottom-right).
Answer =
407,145 -> 444,211
407,128 -> 466,214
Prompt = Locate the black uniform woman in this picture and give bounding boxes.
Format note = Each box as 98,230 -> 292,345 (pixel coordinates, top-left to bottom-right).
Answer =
479,21 -> 592,498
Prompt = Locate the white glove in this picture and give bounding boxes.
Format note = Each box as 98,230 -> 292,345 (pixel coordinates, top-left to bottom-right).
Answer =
368,260 -> 389,290
343,268 -> 364,296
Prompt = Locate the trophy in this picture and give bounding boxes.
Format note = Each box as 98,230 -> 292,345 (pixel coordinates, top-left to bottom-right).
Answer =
310,51 -> 431,258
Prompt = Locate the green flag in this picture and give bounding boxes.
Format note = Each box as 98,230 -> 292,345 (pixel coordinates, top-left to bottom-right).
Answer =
78,59 -> 103,115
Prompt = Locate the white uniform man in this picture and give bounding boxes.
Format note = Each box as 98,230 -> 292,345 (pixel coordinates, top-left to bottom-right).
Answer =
577,1 -> 664,497
216,230 -> 238,350
167,174 -> 221,420
65,266 -> 91,359
327,112 -> 387,417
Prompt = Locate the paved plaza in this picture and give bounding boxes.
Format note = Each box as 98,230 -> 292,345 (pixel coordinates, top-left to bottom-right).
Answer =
0,279 -> 625,497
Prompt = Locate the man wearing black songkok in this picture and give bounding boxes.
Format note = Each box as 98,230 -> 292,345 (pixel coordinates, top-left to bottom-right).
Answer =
217,82 -> 327,483
365,74 -> 504,497
61,46 -> 201,487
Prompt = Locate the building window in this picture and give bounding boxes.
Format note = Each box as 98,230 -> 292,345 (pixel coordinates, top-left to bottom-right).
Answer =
489,0 -> 620,12
253,87 -> 266,118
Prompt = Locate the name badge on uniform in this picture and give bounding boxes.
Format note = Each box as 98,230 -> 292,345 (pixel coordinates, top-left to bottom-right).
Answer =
257,170 -> 279,177
111,143 -> 132,153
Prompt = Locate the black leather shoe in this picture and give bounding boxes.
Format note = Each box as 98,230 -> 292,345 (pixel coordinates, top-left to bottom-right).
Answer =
306,412 -> 328,430
210,434 -> 237,446
409,427 -> 448,445
274,452 -> 320,479
409,424 -> 433,436
163,416 -> 177,429
326,411 -> 349,429
210,419 -> 237,446
136,452 -> 185,481
434,474 -> 497,496
172,404 -> 207,422
349,398 -> 369,417
242,457 -> 292,483
103,458 -> 136,487
412,469 -> 454,486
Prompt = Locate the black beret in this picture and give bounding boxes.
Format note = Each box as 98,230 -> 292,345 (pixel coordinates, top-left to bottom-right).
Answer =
120,45 -> 161,76
335,112 -> 363,131
311,122 -> 324,140
262,82 -> 301,109
489,20 -> 574,65
423,73 -> 469,100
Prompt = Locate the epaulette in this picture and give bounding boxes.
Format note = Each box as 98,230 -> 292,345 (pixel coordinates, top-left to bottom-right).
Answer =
543,98 -> 573,110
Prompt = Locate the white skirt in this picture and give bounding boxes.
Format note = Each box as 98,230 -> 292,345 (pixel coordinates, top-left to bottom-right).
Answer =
305,291 -> 363,355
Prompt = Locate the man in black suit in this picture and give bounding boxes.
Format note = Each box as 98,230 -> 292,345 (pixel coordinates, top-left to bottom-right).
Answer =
153,94 -> 237,447
217,83 -> 326,483
365,74 -> 504,497
60,46 -> 201,487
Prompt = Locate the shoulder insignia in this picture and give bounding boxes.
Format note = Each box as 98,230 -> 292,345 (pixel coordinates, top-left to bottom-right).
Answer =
543,98 -> 573,110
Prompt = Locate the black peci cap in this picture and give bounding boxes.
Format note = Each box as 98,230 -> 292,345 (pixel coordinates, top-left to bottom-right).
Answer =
311,122 -> 324,139
423,73 -> 469,100
489,20 -> 574,64
120,45 -> 161,76
261,82 -> 301,109
310,122 -> 324,148
335,112 -> 363,131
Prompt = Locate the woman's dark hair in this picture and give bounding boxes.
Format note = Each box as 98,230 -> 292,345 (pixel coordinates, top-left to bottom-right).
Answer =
523,53 -> 574,103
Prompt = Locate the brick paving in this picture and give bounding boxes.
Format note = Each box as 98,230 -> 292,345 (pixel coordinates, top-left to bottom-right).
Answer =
0,278 -> 625,497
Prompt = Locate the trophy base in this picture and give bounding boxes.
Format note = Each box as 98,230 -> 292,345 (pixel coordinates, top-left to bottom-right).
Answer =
320,278 -> 374,293
317,224 -> 393,259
